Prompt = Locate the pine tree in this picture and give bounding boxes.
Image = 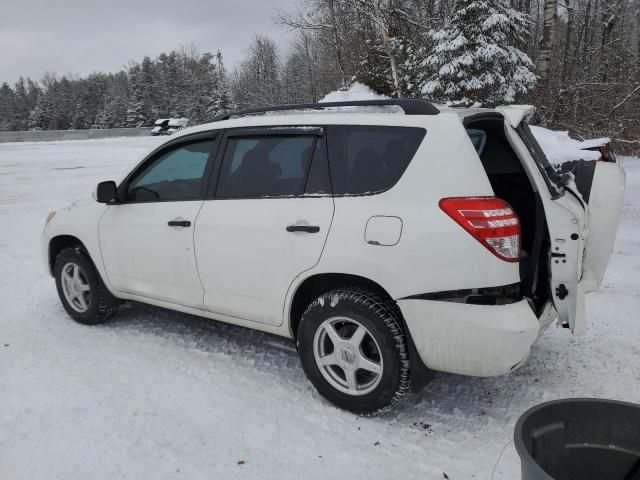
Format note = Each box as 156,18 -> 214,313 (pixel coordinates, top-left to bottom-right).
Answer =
0,83 -> 16,130
28,92 -> 53,130
355,36 -> 428,98
125,64 -> 147,127
13,78 -> 31,129
207,51 -> 235,117
422,0 -> 537,105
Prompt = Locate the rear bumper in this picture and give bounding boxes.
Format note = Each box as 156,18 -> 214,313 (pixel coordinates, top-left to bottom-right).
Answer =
398,298 -> 541,377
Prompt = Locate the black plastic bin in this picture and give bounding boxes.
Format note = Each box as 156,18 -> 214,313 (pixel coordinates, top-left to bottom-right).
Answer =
514,398 -> 640,480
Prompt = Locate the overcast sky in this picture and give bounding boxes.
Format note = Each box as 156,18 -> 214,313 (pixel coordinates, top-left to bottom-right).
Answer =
0,0 -> 297,85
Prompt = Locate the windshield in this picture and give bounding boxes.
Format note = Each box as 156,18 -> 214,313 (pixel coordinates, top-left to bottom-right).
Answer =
517,123 -> 564,199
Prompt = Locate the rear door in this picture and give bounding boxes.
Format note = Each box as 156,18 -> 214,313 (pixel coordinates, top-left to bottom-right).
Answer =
505,115 -> 624,334
567,160 -> 626,291
194,126 -> 334,326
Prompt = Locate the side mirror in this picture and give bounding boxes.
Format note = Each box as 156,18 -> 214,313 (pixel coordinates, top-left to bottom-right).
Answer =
96,181 -> 119,204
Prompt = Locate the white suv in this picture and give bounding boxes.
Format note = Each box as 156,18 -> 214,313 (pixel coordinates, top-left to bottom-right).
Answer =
42,99 -> 625,415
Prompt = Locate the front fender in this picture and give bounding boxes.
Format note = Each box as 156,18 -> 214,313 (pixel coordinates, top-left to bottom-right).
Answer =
43,201 -> 112,291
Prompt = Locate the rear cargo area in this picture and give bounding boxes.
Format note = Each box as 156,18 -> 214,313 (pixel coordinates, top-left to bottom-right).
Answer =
465,114 -> 550,314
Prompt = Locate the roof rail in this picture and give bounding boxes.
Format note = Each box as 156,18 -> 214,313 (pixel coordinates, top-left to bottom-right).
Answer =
208,98 -> 439,123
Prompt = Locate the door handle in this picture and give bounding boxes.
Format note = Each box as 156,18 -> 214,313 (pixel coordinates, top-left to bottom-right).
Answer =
286,225 -> 320,233
168,220 -> 191,227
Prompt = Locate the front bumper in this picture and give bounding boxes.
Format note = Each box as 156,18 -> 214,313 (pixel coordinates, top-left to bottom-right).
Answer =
398,298 -> 541,377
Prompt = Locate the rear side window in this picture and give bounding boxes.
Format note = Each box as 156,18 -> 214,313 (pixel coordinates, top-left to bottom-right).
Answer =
216,135 -> 317,198
327,125 -> 425,195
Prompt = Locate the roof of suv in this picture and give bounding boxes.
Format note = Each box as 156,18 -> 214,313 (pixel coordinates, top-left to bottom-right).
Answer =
170,101 -> 536,141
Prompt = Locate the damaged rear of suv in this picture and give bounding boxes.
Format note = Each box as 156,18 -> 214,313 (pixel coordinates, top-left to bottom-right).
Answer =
393,104 -> 625,382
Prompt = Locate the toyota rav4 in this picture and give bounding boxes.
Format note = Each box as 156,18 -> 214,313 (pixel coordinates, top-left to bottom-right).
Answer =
42,99 -> 626,415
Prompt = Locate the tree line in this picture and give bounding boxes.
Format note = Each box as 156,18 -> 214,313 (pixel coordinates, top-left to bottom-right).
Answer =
0,0 -> 638,152
0,47 -> 234,131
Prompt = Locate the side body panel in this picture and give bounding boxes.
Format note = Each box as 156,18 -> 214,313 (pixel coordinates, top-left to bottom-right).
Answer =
99,201 -> 205,308
302,114 -> 519,304
195,196 -> 334,326
43,200 -> 111,287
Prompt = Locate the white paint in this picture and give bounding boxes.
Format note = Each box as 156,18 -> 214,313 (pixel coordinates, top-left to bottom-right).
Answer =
100,201 -> 205,307
399,299 -> 540,376
582,162 -> 627,291
39,108 -> 623,377
195,197 -> 334,326
364,216 -> 403,246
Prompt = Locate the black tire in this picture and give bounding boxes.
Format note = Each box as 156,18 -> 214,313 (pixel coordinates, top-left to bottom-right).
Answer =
54,246 -> 120,325
297,287 -> 411,415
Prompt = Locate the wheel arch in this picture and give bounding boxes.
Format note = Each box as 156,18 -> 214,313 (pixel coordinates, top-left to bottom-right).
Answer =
288,273 -> 394,339
48,235 -> 89,275
288,272 -> 434,391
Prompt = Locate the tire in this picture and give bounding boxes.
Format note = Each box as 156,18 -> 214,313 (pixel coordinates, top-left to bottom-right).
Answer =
297,287 -> 411,415
54,246 -> 120,325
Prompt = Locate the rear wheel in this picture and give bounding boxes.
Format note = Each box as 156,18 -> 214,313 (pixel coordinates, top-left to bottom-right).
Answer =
54,247 -> 120,325
297,287 -> 411,415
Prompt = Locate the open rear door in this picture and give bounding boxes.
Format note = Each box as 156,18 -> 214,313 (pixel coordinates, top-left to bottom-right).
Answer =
504,108 -> 626,334
566,161 -> 626,292
501,110 -> 587,334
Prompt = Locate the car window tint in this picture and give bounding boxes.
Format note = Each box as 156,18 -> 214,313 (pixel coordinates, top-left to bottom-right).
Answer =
305,137 -> 331,194
216,135 -> 316,198
328,126 -> 425,195
128,140 -> 214,201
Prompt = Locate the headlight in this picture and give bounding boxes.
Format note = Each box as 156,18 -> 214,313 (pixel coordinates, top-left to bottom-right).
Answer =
45,211 -> 57,226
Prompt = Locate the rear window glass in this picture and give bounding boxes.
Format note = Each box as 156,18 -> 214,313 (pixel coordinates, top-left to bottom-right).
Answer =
327,126 -> 425,195
517,123 -> 564,199
216,135 -> 316,198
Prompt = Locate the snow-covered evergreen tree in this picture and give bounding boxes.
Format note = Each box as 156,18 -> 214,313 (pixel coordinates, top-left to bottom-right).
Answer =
207,51 -> 235,117
356,36 -> 429,98
28,92 -> 53,130
422,0 -> 536,105
125,64 -> 147,127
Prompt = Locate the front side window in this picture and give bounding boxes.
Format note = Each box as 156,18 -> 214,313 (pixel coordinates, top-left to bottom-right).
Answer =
327,125 -> 426,195
216,135 -> 317,198
127,140 -> 215,201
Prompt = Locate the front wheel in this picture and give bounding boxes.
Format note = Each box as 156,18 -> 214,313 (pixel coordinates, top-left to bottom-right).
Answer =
297,287 -> 411,415
54,247 -> 120,325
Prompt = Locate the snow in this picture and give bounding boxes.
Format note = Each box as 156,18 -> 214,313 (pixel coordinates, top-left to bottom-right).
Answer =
2,137 -> 639,479
168,118 -> 189,128
530,125 -> 606,165
319,82 -> 389,103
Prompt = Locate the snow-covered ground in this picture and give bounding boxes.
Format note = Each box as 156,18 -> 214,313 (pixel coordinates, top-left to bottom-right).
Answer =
1,137 -> 639,480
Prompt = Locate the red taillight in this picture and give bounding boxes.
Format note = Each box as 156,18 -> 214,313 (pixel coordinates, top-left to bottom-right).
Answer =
439,197 -> 521,262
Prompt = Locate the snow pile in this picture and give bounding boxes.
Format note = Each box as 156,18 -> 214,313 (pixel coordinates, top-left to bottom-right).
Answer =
319,82 -> 389,103
531,125 -> 608,165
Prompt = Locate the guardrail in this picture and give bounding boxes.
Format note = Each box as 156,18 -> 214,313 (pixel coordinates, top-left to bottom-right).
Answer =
0,128 -> 153,143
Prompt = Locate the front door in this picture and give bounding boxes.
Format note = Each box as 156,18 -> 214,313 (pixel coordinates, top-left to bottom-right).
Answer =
99,137 -> 218,308
195,127 -> 334,326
